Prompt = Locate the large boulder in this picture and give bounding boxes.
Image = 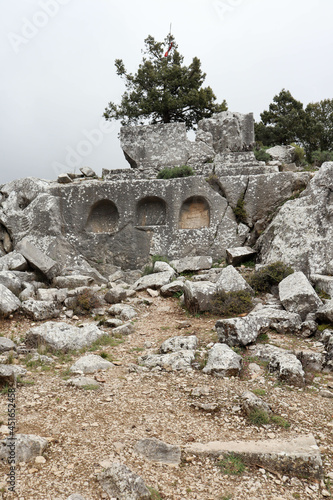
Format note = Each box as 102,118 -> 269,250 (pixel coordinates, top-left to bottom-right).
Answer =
70,354 -> 114,374
258,163 -> 333,275
216,316 -> 271,347
138,351 -> 195,371
159,335 -> 198,354
0,434 -> 48,463
278,272 -> 322,320
266,145 -> 296,164
170,256 -> 212,273
0,251 -> 28,272
21,299 -> 60,321
16,237 -> 59,279
0,271 -> 22,296
26,321 -> 105,352
253,344 -> 305,386
202,343 -> 242,377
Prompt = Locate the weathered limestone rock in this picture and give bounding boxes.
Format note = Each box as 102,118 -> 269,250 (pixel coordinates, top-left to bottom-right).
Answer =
311,274 -> 333,298
258,163 -> 333,276
253,344 -> 305,386
57,173 -> 72,184
216,265 -> 254,294
104,286 -> 127,305
240,390 -> 272,416
16,237 -> 59,279
0,284 -> 21,317
0,434 -> 48,463
70,354 -> 114,374
109,304 -> 137,321
295,350 -> 325,373
183,280 -> 216,312
134,271 -> 174,291
160,280 -> 185,297
134,438 -> 181,465
198,112 -> 255,152
278,272 -> 322,320
170,256 -> 213,273
26,321 -> 105,352
202,343 -> 242,377
316,299 -> 333,323
36,288 -> 68,302
160,335 -> 198,354
80,166 -> 96,178
66,495 -> 86,500
0,251 -> 28,272
266,145 -> 296,164
0,365 -> 17,386
98,462 -> 150,500
53,275 -> 94,289
112,322 -> 135,336
21,299 -> 60,321
0,271 -> 22,296
226,246 -> 257,266
0,337 -> 16,353
153,261 -> 175,275
249,307 -> 302,335
216,316 -> 271,347
66,376 -> 100,389
183,435 -> 323,479
138,351 -> 195,371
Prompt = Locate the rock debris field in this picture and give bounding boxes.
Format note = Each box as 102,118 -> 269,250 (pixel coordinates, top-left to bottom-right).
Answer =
0,254 -> 332,500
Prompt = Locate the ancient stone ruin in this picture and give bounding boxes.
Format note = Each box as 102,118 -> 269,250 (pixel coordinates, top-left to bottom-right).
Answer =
0,111 -> 333,499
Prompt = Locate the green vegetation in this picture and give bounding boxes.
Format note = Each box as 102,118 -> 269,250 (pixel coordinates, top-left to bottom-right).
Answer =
104,34 -> 227,130
311,150 -> 333,167
143,254 -> 169,275
82,384 -> 99,391
74,289 -> 101,315
218,454 -> 246,475
248,408 -> 290,428
157,165 -> 194,179
270,414 -> 291,428
254,147 -> 272,163
248,261 -> 294,293
84,334 -> 124,353
148,487 -> 163,500
233,195 -> 247,224
317,324 -> 333,332
211,290 -> 253,317
252,388 -> 267,397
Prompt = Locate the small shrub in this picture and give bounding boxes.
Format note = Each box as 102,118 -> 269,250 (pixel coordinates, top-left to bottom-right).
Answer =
254,148 -> 272,163
211,290 -> 253,317
270,414 -> 290,428
148,487 -> 164,500
252,388 -> 266,397
248,262 -> 294,293
82,384 -> 99,391
218,454 -> 246,475
233,195 -> 247,224
157,165 -> 194,179
74,289 -> 101,314
311,150 -> 333,167
143,265 -> 154,276
257,332 -> 269,343
248,408 -> 270,426
291,143 -> 306,165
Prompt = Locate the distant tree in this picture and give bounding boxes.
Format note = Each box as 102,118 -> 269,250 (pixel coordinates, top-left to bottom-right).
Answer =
255,89 -> 306,146
104,35 -> 227,130
302,99 -> 333,155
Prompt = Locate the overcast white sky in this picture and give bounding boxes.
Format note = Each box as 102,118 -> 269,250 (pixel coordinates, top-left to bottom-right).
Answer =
1,0 -> 333,184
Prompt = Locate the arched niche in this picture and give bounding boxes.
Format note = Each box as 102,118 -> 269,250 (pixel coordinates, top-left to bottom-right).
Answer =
86,200 -> 119,233
179,196 -> 210,229
136,196 -> 167,226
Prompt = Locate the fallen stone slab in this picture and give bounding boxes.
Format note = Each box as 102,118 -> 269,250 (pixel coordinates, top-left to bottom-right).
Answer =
134,438 -> 181,465
134,271 -> 174,291
190,401 -> 220,412
16,238 -> 59,279
70,354 -> 114,374
226,246 -> 257,266
53,275 -> 94,289
311,274 -> 333,298
278,272 -> 322,320
98,462 -> 151,500
21,299 -> 60,321
160,335 -> 198,354
66,376 -> 100,389
216,316 -> 271,347
153,261 -> 176,275
216,265 -> 254,294
80,166 -> 96,177
183,434 -> 322,479
202,343 -> 242,377
138,351 -> 195,371
26,321 -> 105,352
57,173 -> 72,184
0,434 -> 48,463
36,288 -> 68,302
0,284 -> 21,317
170,256 -> 213,273
183,280 -> 216,312
249,307 -> 302,334
266,145 -> 296,164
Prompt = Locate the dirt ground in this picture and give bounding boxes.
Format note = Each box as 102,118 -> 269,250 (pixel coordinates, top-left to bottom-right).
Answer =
0,292 -> 332,500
